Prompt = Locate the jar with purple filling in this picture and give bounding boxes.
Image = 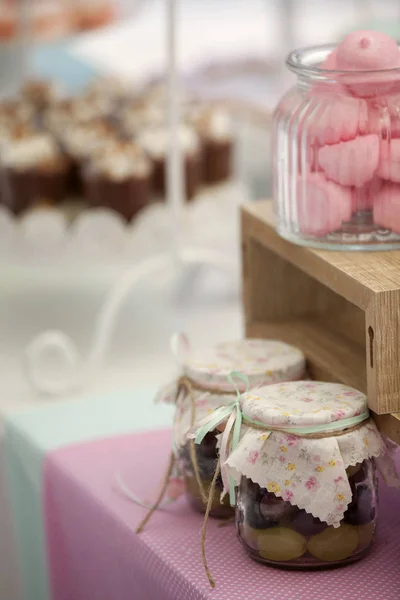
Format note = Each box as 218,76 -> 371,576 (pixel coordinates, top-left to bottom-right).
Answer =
157,337 -> 306,519
201,380 -> 399,567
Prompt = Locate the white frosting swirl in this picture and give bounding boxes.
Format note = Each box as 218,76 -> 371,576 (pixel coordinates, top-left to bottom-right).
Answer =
1,134 -> 60,169
137,124 -> 200,158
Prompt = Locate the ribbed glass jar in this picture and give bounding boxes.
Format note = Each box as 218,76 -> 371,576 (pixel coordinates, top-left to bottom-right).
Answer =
273,44 -> 400,250
236,459 -> 378,569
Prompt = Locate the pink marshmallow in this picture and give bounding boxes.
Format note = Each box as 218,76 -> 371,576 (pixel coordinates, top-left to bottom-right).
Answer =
373,183 -> 400,232
297,172 -> 352,236
337,30 -> 400,71
309,97 -> 368,145
377,138 -> 400,182
318,134 -> 379,187
336,31 -> 400,97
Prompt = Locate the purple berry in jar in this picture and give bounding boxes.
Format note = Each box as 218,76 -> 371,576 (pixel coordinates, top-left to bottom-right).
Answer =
241,486 -> 270,529
260,492 -> 296,522
289,509 -> 327,538
346,462 -> 367,484
244,500 -> 270,530
201,431 -> 218,458
344,484 -> 375,526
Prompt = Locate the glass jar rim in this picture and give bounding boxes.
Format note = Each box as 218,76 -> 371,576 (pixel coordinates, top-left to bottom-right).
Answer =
286,43 -> 400,77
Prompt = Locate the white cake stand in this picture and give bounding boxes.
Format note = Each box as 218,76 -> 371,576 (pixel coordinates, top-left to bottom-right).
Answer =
24,0 -> 237,396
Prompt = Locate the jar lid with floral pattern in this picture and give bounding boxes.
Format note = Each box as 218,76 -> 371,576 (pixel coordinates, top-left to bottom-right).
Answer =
156,337 -> 306,446
192,381 -> 400,527
158,337 -> 306,402
185,339 -> 305,391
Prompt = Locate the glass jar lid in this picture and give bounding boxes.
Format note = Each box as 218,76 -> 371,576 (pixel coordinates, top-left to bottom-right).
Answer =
184,339 -> 306,392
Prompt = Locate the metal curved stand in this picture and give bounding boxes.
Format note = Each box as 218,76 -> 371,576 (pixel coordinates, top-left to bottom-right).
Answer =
24,248 -> 235,395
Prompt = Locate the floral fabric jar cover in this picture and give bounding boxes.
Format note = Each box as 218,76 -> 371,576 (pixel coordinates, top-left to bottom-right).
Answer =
193,381 -> 400,527
157,337 -> 306,450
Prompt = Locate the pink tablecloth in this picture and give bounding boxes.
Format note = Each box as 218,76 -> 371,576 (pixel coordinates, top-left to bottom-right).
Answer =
44,430 -> 400,600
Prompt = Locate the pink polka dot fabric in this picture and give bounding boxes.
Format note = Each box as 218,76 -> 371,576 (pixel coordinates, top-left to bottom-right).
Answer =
44,430 -> 400,600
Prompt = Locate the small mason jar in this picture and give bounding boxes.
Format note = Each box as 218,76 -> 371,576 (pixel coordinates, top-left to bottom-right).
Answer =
223,381 -> 399,569
162,338 -> 306,519
237,459 -> 378,568
273,36 -> 400,250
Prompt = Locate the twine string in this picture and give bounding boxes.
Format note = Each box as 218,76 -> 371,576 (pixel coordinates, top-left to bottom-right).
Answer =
178,376 -> 209,504
136,375 -> 230,533
200,458 -> 221,589
136,452 -> 176,534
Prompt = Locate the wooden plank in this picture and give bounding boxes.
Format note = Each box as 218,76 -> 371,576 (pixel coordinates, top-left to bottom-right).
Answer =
246,320 -> 400,446
246,319 -> 366,393
242,201 -> 400,416
374,413 -> 400,445
242,201 -> 400,306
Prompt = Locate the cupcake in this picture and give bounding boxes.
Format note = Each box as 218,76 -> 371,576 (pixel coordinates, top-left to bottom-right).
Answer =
188,105 -> 234,184
137,124 -> 202,200
83,141 -> 152,221
86,77 -> 132,107
43,99 -> 76,136
59,118 -> 119,194
71,92 -> 115,123
141,81 -> 189,109
0,100 -> 36,139
120,100 -> 165,137
0,129 -> 69,214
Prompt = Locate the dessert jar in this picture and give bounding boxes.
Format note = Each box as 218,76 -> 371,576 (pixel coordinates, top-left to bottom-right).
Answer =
137,124 -> 203,200
188,105 -> 234,184
198,380 -> 399,568
158,337 -> 306,518
0,130 -> 69,213
83,142 -> 152,221
273,31 -> 400,250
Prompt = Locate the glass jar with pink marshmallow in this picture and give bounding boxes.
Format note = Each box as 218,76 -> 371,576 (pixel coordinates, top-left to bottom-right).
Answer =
273,30 -> 400,250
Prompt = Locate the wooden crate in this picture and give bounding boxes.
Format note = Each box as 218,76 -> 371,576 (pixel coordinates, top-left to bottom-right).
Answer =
241,200 -> 400,445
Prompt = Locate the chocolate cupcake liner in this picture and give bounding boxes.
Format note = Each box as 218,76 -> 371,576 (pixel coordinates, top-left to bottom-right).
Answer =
152,152 -> 203,201
84,173 -> 151,222
0,166 -> 69,214
203,139 -> 233,184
